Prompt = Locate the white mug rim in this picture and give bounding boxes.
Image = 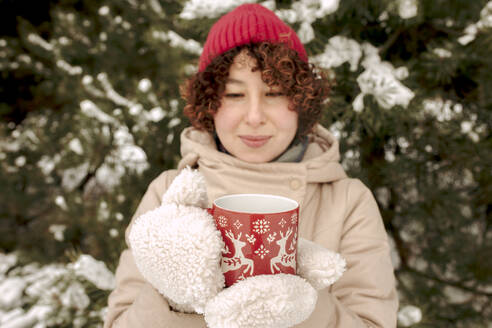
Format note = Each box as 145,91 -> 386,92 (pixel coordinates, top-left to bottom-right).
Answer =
213,193 -> 298,214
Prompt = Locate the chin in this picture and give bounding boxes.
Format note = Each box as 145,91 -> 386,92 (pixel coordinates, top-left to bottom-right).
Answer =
237,153 -> 276,164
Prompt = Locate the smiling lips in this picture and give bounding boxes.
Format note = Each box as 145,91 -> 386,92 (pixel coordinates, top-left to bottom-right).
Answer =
239,135 -> 271,148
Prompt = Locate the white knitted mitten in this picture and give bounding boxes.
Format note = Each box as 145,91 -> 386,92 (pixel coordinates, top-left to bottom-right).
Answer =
128,167 -> 224,314
297,237 -> 346,291
204,274 -> 317,328
204,240 -> 346,328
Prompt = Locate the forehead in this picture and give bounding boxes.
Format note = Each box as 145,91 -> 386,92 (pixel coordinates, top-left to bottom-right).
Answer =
231,50 -> 257,71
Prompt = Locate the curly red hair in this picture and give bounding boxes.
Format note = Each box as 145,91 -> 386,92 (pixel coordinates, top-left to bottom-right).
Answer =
181,42 -> 331,139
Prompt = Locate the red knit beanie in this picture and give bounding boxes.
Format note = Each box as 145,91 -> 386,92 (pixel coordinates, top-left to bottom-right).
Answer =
198,3 -> 308,72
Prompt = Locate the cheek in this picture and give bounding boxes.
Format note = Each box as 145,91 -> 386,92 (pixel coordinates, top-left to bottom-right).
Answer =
278,109 -> 299,132
213,106 -> 238,133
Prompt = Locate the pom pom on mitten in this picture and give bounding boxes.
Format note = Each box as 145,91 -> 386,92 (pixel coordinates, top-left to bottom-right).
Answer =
161,166 -> 208,207
204,274 -> 317,328
129,167 -> 224,313
296,238 -> 346,290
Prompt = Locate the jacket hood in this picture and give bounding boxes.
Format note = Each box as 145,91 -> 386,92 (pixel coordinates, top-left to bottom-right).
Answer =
178,124 -> 347,184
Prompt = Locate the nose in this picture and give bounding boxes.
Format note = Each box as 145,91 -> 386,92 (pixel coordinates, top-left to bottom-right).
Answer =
245,96 -> 266,127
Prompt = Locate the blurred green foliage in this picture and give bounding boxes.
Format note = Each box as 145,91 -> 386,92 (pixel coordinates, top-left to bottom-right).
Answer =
0,0 -> 491,326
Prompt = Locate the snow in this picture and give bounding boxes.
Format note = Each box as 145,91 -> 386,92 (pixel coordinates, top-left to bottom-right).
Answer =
17,54 -> 31,64
480,1 -> 492,28
109,229 -> 119,238
0,254 -> 114,327
277,0 -> 339,24
461,121 -> 473,134
98,6 -> 110,16
129,104 -> 143,116
68,138 -> 84,155
58,36 -> 70,46
14,156 -> 26,167
179,0 -> 255,19
97,201 -> 110,222
56,60 -> 82,75
168,117 -> 181,129
433,48 -> 452,58
99,32 -> 107,42
49,224 -> 67,241
310,36 -> 414,112
70,255 -> 115,290
352,43 -> 414,111
97,73 -> 135,108
152,30 -> 202,55
328,121 -> 345,141
80,100 -> 117,125
61,162 -> 90,191
354,67 -> 414,111
310,36 -> 362,72
384,149 -> 396,162
147,106 -> 166,122
138,78 -> 152,93
398,0 -> 418,19
148,0 -> 163,15
27,34 -> 53,52
0,254 -> 18,275
422,98 -> 463,122
82,75 -> 93,85
0,278 -> 26,309
297,22 -> 315,43
54,196 -> 68,211
115,212 -> 124,221
397,305 -> 422,327
459,1 -> 492,45
108,126 -> 149,176
60,282 -> 90,310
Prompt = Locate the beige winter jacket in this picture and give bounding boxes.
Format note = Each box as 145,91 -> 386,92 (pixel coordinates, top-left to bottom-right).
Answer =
104,124 -> 398,328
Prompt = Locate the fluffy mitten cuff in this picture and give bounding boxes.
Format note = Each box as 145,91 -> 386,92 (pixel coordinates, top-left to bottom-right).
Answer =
129,167 -> 224,313
204,274 -> 317,328
296,238 -> 346,290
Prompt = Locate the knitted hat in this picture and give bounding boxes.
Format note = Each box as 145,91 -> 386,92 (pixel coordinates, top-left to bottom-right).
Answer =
198,3 -> 307,72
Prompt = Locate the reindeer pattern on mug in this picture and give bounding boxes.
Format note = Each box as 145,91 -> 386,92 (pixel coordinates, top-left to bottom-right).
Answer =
217,211 -> 298,283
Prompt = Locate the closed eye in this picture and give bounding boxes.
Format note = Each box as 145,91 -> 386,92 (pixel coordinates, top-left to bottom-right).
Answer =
225,93 -> 243,98
266,92 -> 285,97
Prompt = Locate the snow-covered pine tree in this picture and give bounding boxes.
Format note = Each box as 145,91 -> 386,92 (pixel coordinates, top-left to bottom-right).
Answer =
0,0 -> 197,264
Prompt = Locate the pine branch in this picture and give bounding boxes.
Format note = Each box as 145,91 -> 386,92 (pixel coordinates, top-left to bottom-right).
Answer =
379,27 -> 404,58
76,133 -> 115,192
403,265 -> 492,297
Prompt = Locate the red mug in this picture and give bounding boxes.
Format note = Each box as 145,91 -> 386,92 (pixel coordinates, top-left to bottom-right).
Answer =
210,194 -> 299,287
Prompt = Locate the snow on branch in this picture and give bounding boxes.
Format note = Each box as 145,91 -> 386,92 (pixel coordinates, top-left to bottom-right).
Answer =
459,1 -> 492,45
27,33 -> 54,52
179,0 -> 255,19
152,30 -> 202,55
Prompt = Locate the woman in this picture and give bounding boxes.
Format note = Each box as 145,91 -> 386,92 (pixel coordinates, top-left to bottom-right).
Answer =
104,3 -> 398,328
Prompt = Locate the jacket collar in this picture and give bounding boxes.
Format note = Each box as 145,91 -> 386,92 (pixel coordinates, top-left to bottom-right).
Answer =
178,124 -> 347,185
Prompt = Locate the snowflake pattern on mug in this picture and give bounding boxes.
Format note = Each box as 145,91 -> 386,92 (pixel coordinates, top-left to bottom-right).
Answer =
217,215 -> 228,227
233,219 -> 243,230
291,213 -> 298,225
252,218 -> 270,234
254,244 -> 270,259
278,218 -> 287,228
